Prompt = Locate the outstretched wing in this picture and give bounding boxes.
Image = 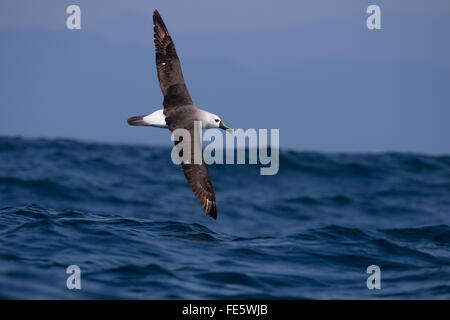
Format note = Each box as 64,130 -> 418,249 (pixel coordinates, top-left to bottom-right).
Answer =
181,161 -> 217,219
153,11 -> 217,219
173,123 -> 218,219
153,10 -> 193,109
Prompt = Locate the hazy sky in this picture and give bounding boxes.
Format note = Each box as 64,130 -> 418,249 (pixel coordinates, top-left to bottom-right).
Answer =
1,0 -> 449,153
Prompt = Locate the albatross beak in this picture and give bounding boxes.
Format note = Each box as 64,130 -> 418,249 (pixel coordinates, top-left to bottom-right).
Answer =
219,121 -> 233,133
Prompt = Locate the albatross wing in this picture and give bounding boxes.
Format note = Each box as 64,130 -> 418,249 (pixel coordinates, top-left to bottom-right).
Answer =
153,10 -> 193,109
177,124 -> 217,219
181,162 -> 218,219
182,163 -> 217,219
153,11 -> 218,219
172,122 -> 218,219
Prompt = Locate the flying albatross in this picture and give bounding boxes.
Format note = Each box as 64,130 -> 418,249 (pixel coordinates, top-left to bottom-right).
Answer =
127,10 -> 232,220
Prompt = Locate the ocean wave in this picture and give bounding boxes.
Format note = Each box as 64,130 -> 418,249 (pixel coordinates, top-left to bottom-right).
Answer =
0,137 -> 449,299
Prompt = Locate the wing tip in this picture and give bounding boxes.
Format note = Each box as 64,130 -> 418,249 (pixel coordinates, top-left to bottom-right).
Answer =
153,9 -> 168,33
206,210 -> 217,220
205,200 -> 217,220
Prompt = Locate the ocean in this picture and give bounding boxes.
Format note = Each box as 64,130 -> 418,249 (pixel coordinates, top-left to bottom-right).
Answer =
0,136 -> 449,299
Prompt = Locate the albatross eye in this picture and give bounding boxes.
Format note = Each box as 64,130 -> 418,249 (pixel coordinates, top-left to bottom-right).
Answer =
215,119 -> 220,123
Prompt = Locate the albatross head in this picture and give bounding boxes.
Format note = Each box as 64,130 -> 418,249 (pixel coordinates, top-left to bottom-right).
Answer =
203,111 -> 233,133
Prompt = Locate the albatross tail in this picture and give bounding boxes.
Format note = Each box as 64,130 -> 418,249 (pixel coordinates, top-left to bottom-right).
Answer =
127,115 -> 148,126
127,109 -> 168,128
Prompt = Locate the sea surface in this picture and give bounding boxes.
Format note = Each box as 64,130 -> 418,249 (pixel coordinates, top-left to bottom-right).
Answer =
0,136 -> 449,299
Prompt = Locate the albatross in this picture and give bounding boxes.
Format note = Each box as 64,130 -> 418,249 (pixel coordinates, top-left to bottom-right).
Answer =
127,10 -> 232,220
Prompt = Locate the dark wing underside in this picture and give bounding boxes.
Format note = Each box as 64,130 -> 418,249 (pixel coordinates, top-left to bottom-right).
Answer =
153,10 -> 193,110
181,161 -> 218,219
174,124 -> 218,219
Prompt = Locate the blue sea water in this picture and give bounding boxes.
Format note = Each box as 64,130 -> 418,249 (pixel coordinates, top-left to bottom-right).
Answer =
0,136 -> 449,299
